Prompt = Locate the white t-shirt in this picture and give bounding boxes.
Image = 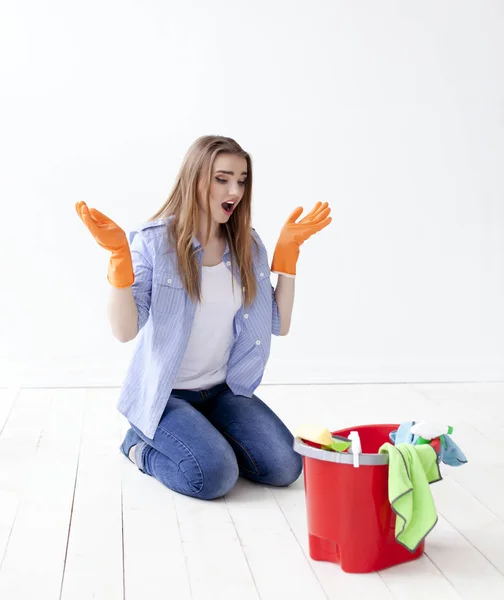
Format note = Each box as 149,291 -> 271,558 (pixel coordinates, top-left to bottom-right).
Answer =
173,261 -> 243,390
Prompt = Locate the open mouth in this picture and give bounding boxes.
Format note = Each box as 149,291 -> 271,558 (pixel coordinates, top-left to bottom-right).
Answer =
221,201 -> 235,215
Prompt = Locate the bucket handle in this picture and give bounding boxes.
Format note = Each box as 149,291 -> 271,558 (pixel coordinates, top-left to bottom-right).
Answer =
293,438 -> 390,466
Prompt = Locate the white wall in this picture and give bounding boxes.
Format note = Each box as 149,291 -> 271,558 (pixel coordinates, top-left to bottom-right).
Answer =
1,0 -> 503,387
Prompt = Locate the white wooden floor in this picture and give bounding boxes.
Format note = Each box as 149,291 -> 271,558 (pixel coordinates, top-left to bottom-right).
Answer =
0,383 -> 503,600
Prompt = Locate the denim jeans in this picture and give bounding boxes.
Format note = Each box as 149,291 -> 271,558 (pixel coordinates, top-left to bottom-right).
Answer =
120,383 -> 303,500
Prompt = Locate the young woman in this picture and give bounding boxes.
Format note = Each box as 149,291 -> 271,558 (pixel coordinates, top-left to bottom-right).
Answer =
76,135 -> 331,500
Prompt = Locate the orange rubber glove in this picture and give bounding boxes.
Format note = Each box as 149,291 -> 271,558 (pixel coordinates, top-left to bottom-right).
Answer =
271,201 -> 332,276
75,201 -> 134,288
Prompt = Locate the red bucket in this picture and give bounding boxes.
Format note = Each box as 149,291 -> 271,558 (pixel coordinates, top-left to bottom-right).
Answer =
294,423 -> 425,573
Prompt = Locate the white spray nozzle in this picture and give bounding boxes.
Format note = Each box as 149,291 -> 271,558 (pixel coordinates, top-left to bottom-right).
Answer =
410,421 -> 453,441
348,431 -> 361,468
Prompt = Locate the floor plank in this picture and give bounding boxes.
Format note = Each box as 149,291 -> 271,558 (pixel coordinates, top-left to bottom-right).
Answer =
0,389 -> 84,599
432,475 -> 504,574
378,553 -> 462,600
225,479 -> 328,600
0,388 -> 18,434
121,455 -> 193,600
174,489 -> 260,600
0,490 -> 18,576
0,388 -> 20,572
425,515 -> 504,600
60,389 -> 124,600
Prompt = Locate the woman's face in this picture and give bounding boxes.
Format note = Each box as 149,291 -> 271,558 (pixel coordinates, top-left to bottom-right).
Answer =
199,153 -> 248,226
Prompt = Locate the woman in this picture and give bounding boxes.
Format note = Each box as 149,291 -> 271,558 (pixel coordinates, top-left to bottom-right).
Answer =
76,135 -> 331,500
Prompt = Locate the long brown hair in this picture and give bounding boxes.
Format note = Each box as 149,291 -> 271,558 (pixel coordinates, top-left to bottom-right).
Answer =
150,135 -> 257,306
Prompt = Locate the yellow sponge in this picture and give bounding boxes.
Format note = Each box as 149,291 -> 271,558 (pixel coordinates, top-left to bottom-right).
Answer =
295,424 -> 333,446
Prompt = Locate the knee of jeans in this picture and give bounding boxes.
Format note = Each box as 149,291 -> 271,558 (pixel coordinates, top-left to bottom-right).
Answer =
268,449 -> 303,487
195,447 -> 239,500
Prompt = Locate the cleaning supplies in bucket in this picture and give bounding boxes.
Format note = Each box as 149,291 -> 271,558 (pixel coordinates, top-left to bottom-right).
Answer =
389,421 -> 467,467
295,424 -> 352,452
294,419 -> 468,561
410,421 -> 453,442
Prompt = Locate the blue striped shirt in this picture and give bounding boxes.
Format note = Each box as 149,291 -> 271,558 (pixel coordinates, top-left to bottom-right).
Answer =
116,217 -> 281,439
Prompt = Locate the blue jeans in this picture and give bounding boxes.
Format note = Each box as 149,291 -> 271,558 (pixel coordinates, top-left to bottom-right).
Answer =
120,383 -> 302,500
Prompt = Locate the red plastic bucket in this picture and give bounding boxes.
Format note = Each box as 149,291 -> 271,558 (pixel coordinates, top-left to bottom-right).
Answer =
294,423 -> 425,573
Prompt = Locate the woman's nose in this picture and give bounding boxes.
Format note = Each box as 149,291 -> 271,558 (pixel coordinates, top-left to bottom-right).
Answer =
228,183 -> 240,198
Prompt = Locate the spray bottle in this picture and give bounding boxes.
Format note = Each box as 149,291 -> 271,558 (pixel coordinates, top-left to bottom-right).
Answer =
410,421 -> 453,445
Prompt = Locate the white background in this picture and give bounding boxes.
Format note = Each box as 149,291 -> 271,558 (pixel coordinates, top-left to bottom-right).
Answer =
0,0 -> 503,386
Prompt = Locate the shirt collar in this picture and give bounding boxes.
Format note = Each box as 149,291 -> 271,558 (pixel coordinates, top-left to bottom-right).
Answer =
192,236 -> 231,259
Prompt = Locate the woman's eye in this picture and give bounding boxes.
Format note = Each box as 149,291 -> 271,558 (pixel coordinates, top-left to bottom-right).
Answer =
215,177 -> 246,186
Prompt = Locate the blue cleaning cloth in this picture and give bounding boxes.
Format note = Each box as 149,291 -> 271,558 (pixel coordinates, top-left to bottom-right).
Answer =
438,434 -> 467,466
389,421 -> 419,445
390,422 -> 467,467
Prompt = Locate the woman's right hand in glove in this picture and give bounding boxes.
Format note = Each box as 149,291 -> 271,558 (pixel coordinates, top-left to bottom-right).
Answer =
75,201 -> 134,288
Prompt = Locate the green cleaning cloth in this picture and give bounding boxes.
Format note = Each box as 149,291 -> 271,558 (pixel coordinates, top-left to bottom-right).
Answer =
379,442 -> 443,552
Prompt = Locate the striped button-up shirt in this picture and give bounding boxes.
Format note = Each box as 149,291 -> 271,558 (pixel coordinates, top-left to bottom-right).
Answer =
116,217 -> 281,439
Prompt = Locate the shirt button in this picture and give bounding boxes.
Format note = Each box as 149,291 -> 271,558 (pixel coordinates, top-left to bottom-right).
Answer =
255,339 -> 261,345
226,261 -> 231,267
260,272 -> 264,277
244,314 -> 249,319
167,278 -> 172,284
